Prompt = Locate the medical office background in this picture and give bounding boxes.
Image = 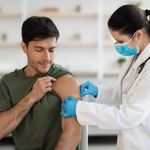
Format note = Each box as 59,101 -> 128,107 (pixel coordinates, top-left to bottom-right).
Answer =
0,0 -> 150,149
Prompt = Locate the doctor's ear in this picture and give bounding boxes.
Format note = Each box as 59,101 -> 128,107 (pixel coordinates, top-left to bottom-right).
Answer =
135,30 -> 143,40
21,42 -> 28,53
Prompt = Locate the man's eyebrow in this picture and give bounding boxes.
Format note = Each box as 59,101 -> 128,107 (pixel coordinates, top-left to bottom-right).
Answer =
34,46 -> 56,49
34,46 -> 44,48
49,46 -> 56,49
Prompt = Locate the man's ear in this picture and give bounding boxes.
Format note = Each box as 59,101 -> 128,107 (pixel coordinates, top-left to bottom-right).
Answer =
21,42 -> 27,53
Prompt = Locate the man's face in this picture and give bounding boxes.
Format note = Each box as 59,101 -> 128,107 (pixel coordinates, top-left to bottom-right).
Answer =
22,37 -> 57,75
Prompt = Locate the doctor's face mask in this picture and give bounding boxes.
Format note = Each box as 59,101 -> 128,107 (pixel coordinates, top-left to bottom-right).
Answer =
114,32 -> 140,56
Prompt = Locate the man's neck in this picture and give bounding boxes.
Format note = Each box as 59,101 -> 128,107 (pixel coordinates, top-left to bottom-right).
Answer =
24,66 -> 38,77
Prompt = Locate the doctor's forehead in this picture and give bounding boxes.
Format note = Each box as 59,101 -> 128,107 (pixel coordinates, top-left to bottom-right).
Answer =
109,29 -> 131,42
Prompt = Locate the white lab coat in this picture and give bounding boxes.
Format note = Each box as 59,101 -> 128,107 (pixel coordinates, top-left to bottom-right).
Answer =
76,43 -> 150,150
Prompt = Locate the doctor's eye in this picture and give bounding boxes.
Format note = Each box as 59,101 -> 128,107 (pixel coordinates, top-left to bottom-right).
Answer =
116,40 -> 124,44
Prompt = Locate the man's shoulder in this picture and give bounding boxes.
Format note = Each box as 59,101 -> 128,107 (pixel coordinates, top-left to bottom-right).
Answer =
1,69 -> 21,83
47,64 -> 72,79
52,73 -> 79,100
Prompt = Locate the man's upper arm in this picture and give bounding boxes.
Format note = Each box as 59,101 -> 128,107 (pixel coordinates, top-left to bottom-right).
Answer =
53,74 -> 80,100
53,74 -> 81,140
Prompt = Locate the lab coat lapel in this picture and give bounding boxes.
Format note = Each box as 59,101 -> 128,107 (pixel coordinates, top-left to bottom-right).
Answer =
118,56 -> 134,101
121,43 -> 150,100
132,43 -> 150,70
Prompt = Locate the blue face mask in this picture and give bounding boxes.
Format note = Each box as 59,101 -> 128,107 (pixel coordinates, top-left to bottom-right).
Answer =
114,34 -> 140,56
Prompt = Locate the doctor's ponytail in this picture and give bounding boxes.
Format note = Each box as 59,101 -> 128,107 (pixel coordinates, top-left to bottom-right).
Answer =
145,9 -> 150,16
145,9 -> 150,21
145,9 -> 150,35
108,5 -> 150,37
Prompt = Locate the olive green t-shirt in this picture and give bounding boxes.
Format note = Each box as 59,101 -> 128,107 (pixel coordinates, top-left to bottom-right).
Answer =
0,64 -> 71,150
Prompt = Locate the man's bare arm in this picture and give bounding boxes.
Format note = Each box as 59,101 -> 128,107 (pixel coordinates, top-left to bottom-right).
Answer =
0,76 -> 55,140
0,93 -> 35,139
53,74 -> 81,150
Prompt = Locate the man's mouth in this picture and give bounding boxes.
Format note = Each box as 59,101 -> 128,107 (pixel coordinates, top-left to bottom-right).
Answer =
39,62 -> 51,68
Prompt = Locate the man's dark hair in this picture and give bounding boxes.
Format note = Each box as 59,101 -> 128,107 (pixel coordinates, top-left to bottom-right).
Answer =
108,5 -> 150,37
22,16 -> 60,45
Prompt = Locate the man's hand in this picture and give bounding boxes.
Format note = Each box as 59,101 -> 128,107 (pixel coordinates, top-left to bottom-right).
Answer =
30,76 -> 56,102
80,81 -> 98,97
61,96 -> 78,118
0,76 -> 56,139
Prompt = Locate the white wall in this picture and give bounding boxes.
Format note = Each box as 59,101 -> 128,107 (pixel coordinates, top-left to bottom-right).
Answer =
0,0 -> 149,75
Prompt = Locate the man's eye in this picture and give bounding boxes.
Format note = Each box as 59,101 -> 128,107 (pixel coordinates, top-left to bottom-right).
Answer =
35,48 -> 42,52
49,49 -> 54,53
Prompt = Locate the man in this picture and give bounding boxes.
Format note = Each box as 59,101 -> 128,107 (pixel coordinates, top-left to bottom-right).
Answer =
0,16 -> 81,150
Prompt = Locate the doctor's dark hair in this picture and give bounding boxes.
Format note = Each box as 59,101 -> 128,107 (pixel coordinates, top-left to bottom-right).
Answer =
22,16 -> 60,46
108,5 -> 150,37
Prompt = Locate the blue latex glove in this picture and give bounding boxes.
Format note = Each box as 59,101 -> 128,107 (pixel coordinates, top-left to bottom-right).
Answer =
61,96 -> 78,118
80,81 -> 98,97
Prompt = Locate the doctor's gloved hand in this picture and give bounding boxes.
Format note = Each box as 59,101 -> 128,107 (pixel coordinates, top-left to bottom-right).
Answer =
80,81 -> 98,97
61,96 -> 78,118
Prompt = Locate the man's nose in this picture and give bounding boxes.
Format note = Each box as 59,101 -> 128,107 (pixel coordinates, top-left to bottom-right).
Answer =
43,50 -> 51,60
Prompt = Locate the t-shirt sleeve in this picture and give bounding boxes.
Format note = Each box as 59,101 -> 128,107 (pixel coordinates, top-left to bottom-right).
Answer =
0,77 -> 12,111
50,64 -> 72,79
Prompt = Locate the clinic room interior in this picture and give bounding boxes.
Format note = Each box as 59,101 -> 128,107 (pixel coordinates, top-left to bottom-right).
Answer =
0,0 -> 150,150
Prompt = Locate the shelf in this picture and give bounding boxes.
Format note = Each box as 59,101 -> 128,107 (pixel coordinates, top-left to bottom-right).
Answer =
71,69 -> 120,77
0,12 -> 21,18
0,1 -> 119,80
103,68 -> 120,76
0,67 -> 14,76
0,42 -> 97,49
30,11 -> 112,19
71,71 -> 97,77
103,41 -> 114,48
0,69 -> 120,77
58,41 -> 97,48
30,11 -> 98,18
0,69 -> 97,77
0,42 -> 19,48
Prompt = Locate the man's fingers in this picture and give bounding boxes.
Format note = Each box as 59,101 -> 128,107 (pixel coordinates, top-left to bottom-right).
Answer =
50,77 -> 56,82
41,76 -> 56,83
38,76 -> 56,84
45,82 -> 52,88
45,87 -> 52,92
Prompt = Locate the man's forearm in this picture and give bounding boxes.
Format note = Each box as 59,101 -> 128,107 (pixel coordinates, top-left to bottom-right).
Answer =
0,93 -> 35,139
55,132 -> 80,150
55,118 -> 81,150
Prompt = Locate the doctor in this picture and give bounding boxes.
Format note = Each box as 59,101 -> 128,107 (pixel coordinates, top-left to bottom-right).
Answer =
61,5 -> 150,150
